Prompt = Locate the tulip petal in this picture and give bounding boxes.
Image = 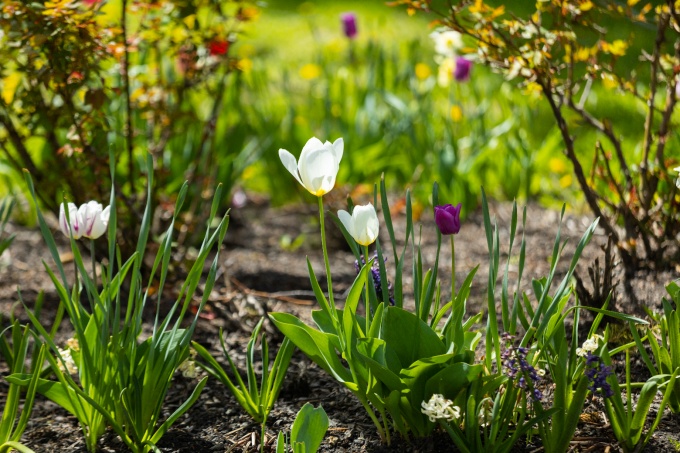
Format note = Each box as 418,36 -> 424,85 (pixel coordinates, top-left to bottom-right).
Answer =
299,147 -> 338,196
331,137 -> 344,165
338,210 -> 354,238
352,204 -> 379,245
59,202 -> 82,239
300,137 -> 325,158
278,149 -> 304,187
88,204 -> 110,239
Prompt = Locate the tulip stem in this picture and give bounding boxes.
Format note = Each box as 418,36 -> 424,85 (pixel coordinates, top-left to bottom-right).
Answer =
450,235 -> 456,301
90,240 -> 97,291
317,196 -> 336,313
363,244 -> 371,334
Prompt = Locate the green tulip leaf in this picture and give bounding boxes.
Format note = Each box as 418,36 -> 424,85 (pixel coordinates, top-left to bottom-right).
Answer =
382,306 -> 445,369
290,403 -> 329,453
269,313 -> 353,386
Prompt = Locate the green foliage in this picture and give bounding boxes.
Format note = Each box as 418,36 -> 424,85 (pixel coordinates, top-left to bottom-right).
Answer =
0,0 -> 255,251
0,197 -> 15,258
193,318 -> 295,425
633,280 -> 680,413
0,319 -> 44,453
602,346 -> 678,453
276,403 -> 329,453
8,155 -> 229,453
398,0 -> 680,273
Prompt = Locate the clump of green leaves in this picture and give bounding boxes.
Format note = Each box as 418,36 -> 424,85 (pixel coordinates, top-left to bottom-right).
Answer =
0,318 -> 46,453
193,318 -> 294,451
8,155 -> 229,453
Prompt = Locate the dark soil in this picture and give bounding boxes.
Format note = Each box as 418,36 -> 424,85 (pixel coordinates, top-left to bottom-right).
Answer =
1,196 -> 679,452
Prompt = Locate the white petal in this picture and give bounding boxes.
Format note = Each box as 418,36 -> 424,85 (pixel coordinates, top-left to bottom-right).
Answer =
352,204 -> 379,246
60,202 -> 82,239
298,147 -> 338,196
338,210 -> 354,238
300,137 -> 324,158
278,149 -> 303,187
79,201 -> 102,237
88,205 -> 109,239
331,137 -> 344,165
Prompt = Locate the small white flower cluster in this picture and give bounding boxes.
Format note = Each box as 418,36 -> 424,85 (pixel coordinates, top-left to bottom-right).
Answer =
576,333 -> 604,357
177,349 -> 199,379
421,394 -> 461,423
673,166 -> 680,189
57,346 -> 78,375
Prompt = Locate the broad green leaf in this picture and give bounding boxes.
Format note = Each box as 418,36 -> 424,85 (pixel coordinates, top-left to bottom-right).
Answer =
382,306 -> 445,368
269,313 -> 352,385
355,338 -> 405,391
290,403 -> 329,453
425,362 -> 483,400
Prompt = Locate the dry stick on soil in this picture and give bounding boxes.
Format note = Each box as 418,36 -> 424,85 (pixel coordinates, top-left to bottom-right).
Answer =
229,277 -> 314,306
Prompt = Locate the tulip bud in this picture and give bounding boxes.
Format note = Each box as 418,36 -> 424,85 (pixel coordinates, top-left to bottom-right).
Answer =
279,137 -> 344,197
338,203 -> 379,246
434,203 -> 462,235
341,13 -> 358,39
59,202 -> 84,239
454,57 -> 472,82
79,201 -> 110,239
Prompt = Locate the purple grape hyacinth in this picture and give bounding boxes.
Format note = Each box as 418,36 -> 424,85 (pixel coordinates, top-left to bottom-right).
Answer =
354,253 -> 395,305
585,353 -> 614,398
501,333 -> 545,402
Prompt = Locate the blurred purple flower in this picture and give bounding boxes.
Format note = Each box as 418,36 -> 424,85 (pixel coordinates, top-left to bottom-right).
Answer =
454,57 -> 472,82
434,203 -> 462,235
341,13 -> 358,39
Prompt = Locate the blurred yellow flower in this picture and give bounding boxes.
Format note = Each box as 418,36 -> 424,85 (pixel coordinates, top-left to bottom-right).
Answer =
559,174 -> 573,188
549,157 -> 566,173
1,73 -> 21,104
601,73 -> 618,89
450,105 -> 463,122
437,58 -> 455,87
300,63 -> 321,80
609,39 -> 628,57
238,58 -> 253,73
415,63 -> 431,80
523,81 -> 542,95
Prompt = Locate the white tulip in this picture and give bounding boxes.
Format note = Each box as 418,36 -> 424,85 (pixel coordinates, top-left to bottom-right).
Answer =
338,203 -> 379,246
279,137 -> 344,197
59,202 -> 84,239
78,201 -> 110,239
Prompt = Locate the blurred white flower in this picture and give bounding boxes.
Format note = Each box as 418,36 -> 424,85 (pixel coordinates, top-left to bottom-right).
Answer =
279,137 -> 344,197
421,394 -> 460,423
430,29 -> 464,57
338,203 -> 379,246
673,166 -> 680,189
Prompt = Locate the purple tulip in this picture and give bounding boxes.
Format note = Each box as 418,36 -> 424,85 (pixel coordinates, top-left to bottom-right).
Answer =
341,13 -> 358,39
454,57 -> 472,82
434,203 -> 462,235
